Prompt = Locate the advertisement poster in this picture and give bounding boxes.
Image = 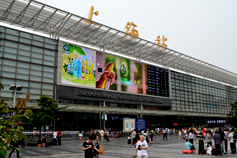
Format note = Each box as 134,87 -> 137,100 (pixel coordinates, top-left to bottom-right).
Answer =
61,43 -> 96,87
123,118 -> 135,132
135,119 -> 146,132
96,52 -> 147,94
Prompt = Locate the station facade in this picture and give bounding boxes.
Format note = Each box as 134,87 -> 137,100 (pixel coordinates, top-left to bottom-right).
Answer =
0,0 -> 237,131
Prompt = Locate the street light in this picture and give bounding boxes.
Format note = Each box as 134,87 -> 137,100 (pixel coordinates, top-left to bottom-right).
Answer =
9,85 -> 22,108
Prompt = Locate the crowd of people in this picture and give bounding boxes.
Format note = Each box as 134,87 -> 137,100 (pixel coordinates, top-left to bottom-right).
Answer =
181,127 -> 237,155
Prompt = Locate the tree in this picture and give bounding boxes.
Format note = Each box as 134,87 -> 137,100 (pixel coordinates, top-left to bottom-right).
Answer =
227,101 -> 237,127
30,95 -> 58,143
0,84 -> 33,157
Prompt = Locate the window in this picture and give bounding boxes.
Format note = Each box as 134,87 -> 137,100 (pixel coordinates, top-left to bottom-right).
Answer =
20,32 -> 32,39
18,49 -> 31,56
31,70 -> 42,76
42,90 -> 53,95
6,34 -> 18,41
19,44 -> 31,51
2,65 -> 16,72
16,80 -> 29,87
18,62 -> 30,68
31,58 -> 42,64
32,52 -> 43,59
4,53 -> 17,59
20,37 -> 31,44
1,78 -> 14,85
30,89 -> 41,94
17,74 -> 29,80
32,47 -> 43,54
18,55 -> 30,62
5,41 -> 18,48
17,68 -> 29,74
43,72 -> 54,78
2,71 -> 15,78
30,76 -> 42,82
31,64 -> 42,71
42,84 -> 53,90
6,28 -> 19,36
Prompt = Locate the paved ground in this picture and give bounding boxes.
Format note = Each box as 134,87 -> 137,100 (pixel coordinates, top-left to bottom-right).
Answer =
7,135 -> 236,158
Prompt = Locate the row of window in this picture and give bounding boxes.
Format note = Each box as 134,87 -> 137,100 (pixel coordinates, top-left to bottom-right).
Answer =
0,26 -> 57,47
171,71 -> 237,92
0,27 -> 57,100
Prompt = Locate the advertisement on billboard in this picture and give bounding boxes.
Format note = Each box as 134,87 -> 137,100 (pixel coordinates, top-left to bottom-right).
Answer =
60,42 -> 170,98
123,118 -> 136,132
96,52 -> 148,95
61,43 -> 96,88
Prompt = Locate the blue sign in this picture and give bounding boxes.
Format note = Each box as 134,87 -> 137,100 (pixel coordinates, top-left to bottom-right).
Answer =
135,119 -> 146,131
207,119 -> 226,124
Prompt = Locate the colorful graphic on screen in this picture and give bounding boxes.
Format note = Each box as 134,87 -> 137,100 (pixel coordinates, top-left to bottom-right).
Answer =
96,52 -> 148,94
147,65 -> 170,97
60,43 -> 169,97
61,43 -> 96,87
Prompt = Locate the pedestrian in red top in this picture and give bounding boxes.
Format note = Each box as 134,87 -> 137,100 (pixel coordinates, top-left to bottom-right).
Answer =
57,131 -> 62,145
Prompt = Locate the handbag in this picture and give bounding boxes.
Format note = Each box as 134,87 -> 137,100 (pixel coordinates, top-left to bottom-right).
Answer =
99,148 -> 104,155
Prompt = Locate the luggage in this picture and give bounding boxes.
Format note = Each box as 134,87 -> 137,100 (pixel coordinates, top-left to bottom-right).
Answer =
107,138 -> 109,142
182,149 -> 195,154
128,139 -> 131,144
114,135 -> 117,138
183,136 -> 186,140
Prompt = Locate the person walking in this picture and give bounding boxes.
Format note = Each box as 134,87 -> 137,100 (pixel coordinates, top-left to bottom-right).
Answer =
189,129 -> 194,144
42,130 -> 47,147
79,131 -> 83,141
136,131 -> 140,144
8,136 -> 21,158
163,128 -> 167,140
224,128 -> 228,154
219,128 -> 224,154
214,130 -> 222,156
82,136 -> 94,158
179,129 -> 182,140
99,129 -> 104,142
198,129 -> 204,154
150,130 -> 154,144
93,135 -> 100,158
206,131 -> 212,147
57,131 -> 62,145
228,129 -> 236,154
53,130 -> 57,146
132,129 -> 136,147
133,135 -> 148,158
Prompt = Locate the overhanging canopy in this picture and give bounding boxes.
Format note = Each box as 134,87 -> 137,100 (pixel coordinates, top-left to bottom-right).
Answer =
1,0 -> 237,86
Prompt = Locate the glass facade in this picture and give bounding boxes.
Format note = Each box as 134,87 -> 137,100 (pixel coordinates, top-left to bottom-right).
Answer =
0,26 -> 57,100
0,25 -> 236,116
171,71 -> 236,114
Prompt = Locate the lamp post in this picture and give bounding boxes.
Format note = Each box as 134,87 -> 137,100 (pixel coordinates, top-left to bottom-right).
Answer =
9,85 -> 22,108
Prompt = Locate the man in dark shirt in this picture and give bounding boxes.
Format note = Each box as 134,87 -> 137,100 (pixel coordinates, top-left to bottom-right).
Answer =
82,136 -> 94,158
214,130 -> 222,156
219,128 -> 224,154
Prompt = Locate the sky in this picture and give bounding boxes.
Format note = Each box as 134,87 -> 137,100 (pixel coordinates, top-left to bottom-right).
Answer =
37,0 -> 237,74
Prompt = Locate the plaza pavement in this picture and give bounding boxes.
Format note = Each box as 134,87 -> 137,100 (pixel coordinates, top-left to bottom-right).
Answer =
7,135 -> 236,158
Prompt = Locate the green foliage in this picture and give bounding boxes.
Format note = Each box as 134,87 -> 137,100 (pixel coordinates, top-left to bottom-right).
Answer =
63,63 -> 68,72
227,101 -> 237,126
30,95 -> 58,140
0,85 -> 33,157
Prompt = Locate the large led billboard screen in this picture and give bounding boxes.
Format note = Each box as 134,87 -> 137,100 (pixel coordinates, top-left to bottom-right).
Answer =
60,43 -> 170,97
